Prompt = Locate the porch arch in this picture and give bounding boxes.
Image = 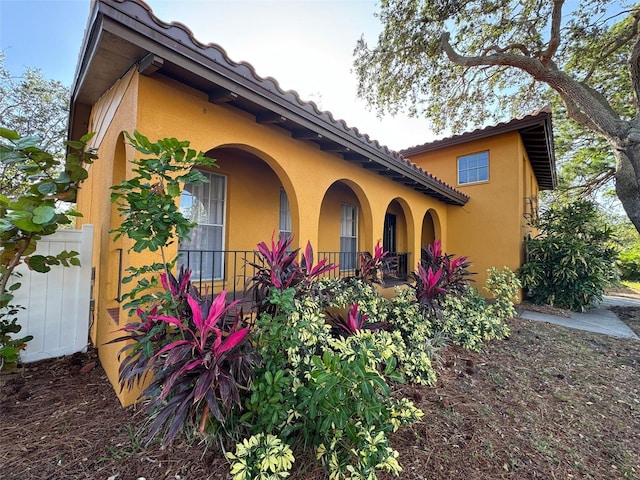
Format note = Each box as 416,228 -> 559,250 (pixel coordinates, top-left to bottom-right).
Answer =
383,198 -> 415,279
202,144 -> 300,250
421,208 -> 441,250
318,179 -> 373,272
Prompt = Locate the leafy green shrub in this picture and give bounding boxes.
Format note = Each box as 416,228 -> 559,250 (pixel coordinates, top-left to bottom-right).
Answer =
0,306 -> 32,371
325,277 -> 390,319
109,131 -> 215,316
618,248 -> 640,280
429,268 -> 519,352
0,128 -> 96,368
519,200 -> 618,311
326,278 -> 437,385
485,266 -> 521,321
298,349 -> 422,479
245,286 -> 424,479
227,433 -> 295,480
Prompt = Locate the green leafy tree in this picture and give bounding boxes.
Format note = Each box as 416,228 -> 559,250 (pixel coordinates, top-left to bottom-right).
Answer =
519,200 -> 618,311
109,131 -> 216,315
0,128 -> 96,370
354,1 -> 640,233
0,53 -> 70,197
610,215 -> 640,279
552,106 -> 617,200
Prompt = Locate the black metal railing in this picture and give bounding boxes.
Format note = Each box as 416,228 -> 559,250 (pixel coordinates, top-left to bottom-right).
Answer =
157,249 -> 412,298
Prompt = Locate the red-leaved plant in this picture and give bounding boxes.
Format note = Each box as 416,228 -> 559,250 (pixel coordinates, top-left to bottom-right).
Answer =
330,303 -> 389,337
358,241 -> 394,285
110,267 -> 200,392
246,234 -> 337,313
141,290 -> 256,444
414,240 -> 474,316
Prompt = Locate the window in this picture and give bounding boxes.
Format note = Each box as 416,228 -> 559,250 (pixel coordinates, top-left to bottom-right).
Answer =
178,171 -> 226,280
340,203 -> 358,271
279,188 -> 292,244
458,151 -> 489,185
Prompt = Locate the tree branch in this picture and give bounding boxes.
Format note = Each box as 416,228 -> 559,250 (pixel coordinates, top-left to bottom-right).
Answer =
630,29 -> 640,112
482,43 -> 531,56
541,0 -> 565,66
440,32 -> 544,71
584,11 -> 640,84
562,94 -> 607,136
567,167 -> 616,198
440,31 -> 623,139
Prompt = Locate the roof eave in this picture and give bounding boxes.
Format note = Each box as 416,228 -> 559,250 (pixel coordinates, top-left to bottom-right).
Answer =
69,0 -> 468,206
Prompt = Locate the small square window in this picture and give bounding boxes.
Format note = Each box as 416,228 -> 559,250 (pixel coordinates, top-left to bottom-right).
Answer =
458,151 -> 489,185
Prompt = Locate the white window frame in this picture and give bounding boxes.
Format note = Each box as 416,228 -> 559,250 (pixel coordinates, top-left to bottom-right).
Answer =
279,187 -> 292,244
458,151 -> 489,185
340,203 -> 358,271
178,171 -> 227,281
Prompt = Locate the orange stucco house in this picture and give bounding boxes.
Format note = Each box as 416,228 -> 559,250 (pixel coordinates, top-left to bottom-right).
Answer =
70,0 -> 556,405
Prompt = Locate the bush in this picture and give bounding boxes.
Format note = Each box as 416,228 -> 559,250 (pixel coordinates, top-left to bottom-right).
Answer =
618,248 -> 640,280
115,227 -> 520,478
0,129 -> 97,369
243,288 -> 422,479
519,200 -> 618,311
421,267 -> 519,352
413,240 -> 473,317
226,433 -> 295,480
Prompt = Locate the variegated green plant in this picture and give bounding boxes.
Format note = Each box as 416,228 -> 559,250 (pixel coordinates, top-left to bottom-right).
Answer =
227,433 -> 295,480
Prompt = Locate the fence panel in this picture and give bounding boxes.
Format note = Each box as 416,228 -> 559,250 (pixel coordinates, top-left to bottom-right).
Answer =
11,225 -> 94,363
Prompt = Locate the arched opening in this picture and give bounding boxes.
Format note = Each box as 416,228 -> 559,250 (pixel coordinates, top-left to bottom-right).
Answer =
421,209 -> 441,255
177,146 -> 297,296
383,199 -> 411,280
318,180 -> 372,275
104,132 -> 127,324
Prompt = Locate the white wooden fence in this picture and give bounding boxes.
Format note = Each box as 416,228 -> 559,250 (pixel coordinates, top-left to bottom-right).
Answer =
11,225 -> 94,363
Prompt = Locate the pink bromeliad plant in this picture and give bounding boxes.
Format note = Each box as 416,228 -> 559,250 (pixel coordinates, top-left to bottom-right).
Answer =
141,289 -> 255,444
358,241 -> 393,285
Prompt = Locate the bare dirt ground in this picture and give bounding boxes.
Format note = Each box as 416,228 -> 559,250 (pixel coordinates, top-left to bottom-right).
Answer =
1,312 -> 639,480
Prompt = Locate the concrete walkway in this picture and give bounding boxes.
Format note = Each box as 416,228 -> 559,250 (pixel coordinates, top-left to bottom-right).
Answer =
518,295 -> 640,340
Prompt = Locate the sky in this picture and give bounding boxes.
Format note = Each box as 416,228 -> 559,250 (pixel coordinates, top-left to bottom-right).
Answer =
0,0 -> 438,151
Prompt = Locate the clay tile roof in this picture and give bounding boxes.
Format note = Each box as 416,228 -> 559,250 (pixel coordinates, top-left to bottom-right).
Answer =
400,107 -> 557,190
70,0 -> 469,205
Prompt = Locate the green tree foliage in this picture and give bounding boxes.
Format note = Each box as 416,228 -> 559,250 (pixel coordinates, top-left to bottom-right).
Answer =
0,128 -> 96,370
354,1 -> 640,234
611,217 -> 640,279
519,200 -> 618,311
0,54 -> 70,197
109,131 -> 216,316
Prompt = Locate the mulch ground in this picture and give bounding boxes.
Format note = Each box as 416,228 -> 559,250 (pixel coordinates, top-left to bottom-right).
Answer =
1,312 -> 639,480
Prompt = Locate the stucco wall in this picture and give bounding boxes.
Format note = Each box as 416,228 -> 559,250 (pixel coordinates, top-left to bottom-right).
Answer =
80,70 -> 452,405
407,131 -> 539,290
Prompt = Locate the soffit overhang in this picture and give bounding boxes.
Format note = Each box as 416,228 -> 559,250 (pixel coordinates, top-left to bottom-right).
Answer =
401,108 -> 558,190
70,0 -> 469,205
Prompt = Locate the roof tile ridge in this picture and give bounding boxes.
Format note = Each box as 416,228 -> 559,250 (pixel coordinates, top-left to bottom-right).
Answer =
401,106 -> 553,153
115,0 -> 465,198
397,153 -> 468,198
122,0 -> 404,158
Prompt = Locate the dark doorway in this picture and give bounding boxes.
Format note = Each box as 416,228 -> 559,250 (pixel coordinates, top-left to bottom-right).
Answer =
383,213 -> 396,253
383,213 -> 408,280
